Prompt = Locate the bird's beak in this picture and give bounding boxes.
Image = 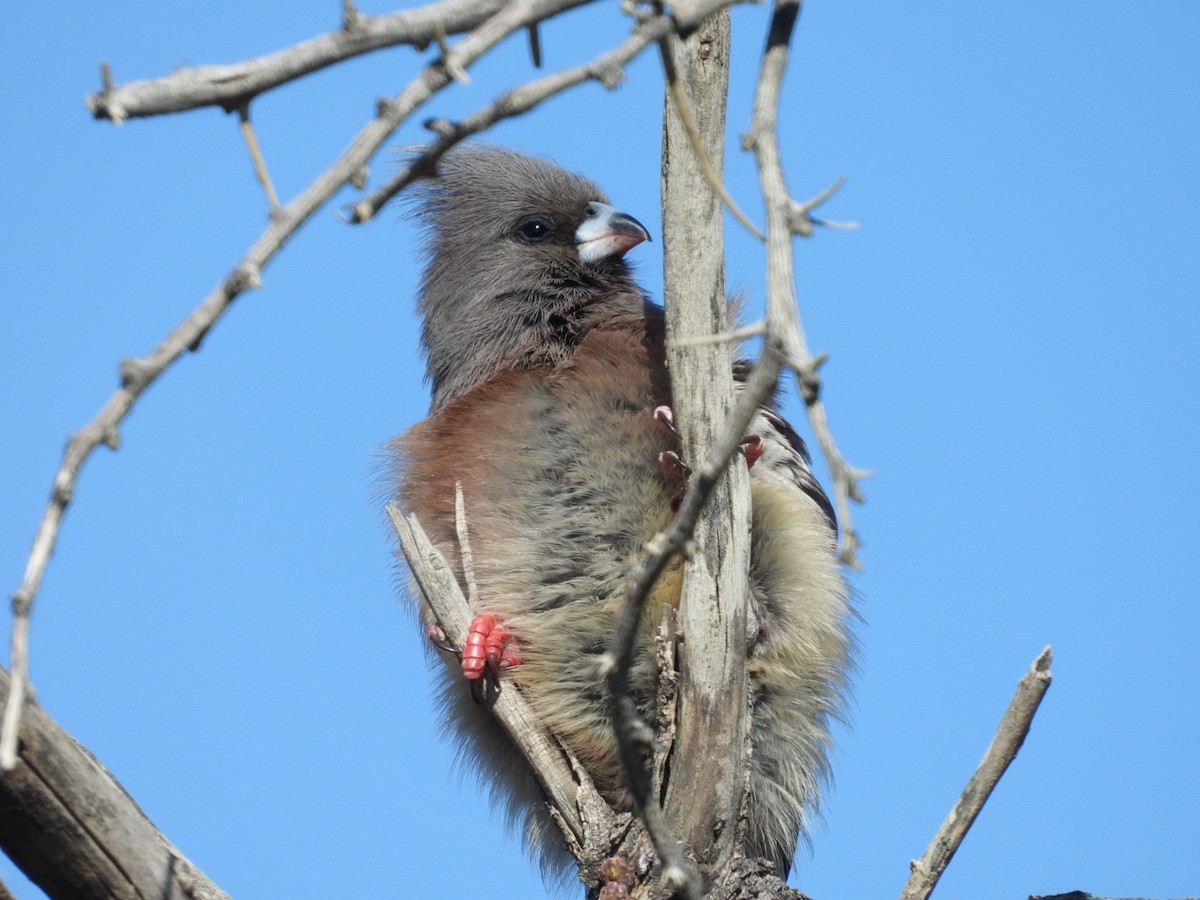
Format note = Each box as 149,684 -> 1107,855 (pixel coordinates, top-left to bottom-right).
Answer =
576,202 -> 651,263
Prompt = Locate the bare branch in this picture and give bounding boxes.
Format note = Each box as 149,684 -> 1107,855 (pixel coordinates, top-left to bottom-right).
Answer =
745,0 -> 869,568
900,647 -> 1055,900
84,0 -> 562,121
0,666 -> 230,899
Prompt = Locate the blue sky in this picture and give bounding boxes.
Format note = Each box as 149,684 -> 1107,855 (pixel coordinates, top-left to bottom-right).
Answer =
1,2 -> 1197,898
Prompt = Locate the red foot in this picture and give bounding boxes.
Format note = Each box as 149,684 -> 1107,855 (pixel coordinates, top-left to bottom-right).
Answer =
461,613 -> 521,682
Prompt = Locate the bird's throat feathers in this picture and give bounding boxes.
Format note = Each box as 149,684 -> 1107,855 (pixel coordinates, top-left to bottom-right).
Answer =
423,278 -> 659,413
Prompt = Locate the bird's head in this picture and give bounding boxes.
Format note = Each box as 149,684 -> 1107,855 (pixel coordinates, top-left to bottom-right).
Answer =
407,145 -> 652,410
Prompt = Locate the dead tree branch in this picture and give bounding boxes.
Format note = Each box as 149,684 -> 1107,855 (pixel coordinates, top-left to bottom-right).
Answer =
604,353 -> 781,899
0,666 -> 229,900
900,647 -> 1054,900
658,6 -> 751,881
84,0 -> 566,122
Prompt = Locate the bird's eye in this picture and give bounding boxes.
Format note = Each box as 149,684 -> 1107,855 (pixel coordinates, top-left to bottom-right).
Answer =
515,215 -> 556,243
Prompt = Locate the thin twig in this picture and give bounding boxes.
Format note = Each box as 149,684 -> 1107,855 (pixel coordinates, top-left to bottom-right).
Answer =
787,174 -> 857,236
237,104 -> 280,210
900,647 -> 1054,900
745,0 -> 869,568
674,320 -> 766,347
84,0 -> 553,121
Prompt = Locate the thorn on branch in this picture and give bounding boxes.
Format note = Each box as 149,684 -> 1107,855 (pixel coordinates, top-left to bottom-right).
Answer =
795,361 -> 822,406
837,529 -> 862,571
433,21 -> 470,84
225,263 -> 263,297
526,23 -> 542,68
92,61 -> 126,124
119,357 -> 154,391
51,474 -> 74,507
341,0 -> 363,31
597,62 -> 626,90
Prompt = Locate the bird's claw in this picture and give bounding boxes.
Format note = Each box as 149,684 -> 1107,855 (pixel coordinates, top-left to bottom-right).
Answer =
426,623 -> 458,654
657,449 -> 692,480
653,407 -> 766,515
653,404 -> 680,438
463,613 -> 521,703
427,615 -> 522,703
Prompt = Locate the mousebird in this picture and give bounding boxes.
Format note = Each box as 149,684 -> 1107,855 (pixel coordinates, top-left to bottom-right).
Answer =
391,145 -> 854,880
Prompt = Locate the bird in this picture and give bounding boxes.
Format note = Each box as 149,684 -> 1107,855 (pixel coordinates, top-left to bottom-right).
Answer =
390,145 -> 854,882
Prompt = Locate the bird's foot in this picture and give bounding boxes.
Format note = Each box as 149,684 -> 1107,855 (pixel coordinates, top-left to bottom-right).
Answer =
463,613 -> 521,703
426,615 -> 522,703
654,404 -> 767,474
741,434 -> 766,468
462,613 -> 521,681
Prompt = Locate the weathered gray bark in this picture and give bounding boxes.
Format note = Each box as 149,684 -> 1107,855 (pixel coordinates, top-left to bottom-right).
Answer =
660,7 -> 754,876
0,666 -> 229,900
